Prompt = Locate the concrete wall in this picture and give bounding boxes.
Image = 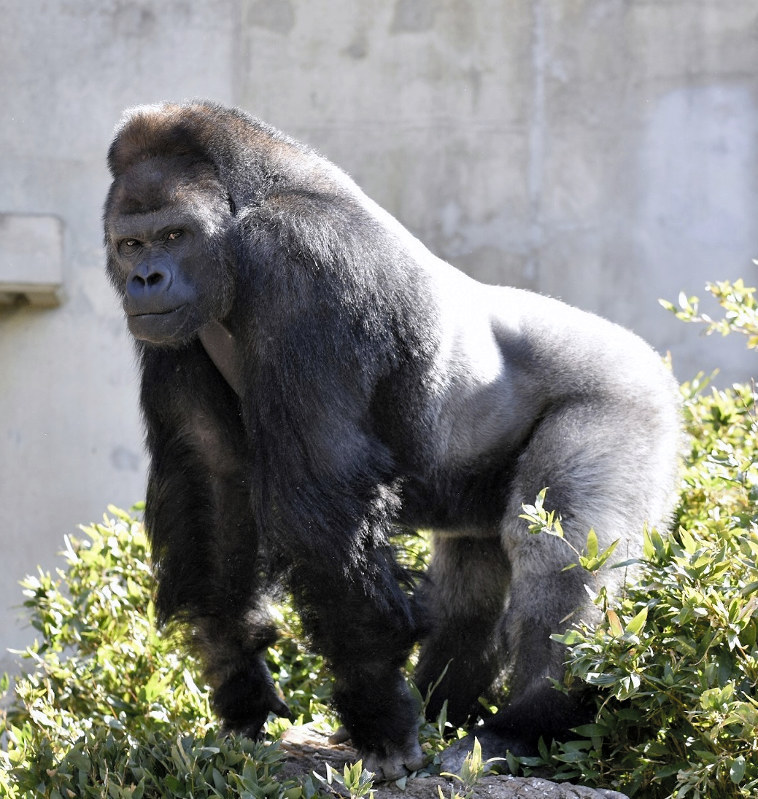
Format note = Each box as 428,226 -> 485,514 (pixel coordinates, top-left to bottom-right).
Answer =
1,0 -> 756,667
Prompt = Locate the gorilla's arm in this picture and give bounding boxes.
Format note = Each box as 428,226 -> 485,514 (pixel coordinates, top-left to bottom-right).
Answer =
222,197 -> 427,777
139,342 -> 289,733
240,348 -> 426,778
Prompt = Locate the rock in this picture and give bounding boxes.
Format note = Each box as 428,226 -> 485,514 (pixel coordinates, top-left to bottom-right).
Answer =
277,725 -> 629,799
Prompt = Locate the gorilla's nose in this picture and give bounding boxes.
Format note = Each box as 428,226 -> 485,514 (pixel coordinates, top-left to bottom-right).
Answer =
124,258 -> 178,316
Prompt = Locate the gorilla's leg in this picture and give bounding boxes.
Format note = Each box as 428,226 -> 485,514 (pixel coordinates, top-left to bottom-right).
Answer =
481,543 -> 595,757
441,401 -> 660,768
414,535 -> 510,727
439,558 -> 593,772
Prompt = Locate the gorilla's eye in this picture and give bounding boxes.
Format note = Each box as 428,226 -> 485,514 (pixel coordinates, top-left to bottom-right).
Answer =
167,230 -> 183,241
120,238 -> 140,253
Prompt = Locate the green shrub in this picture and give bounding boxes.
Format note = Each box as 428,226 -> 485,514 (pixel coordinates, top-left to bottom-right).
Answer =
0,508 -> 335,798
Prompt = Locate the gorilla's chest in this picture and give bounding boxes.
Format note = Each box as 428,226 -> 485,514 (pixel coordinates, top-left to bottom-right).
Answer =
198,321 -> 244,397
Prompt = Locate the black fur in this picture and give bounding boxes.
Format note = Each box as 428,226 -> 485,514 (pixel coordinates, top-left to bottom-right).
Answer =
104,101 -> 681,779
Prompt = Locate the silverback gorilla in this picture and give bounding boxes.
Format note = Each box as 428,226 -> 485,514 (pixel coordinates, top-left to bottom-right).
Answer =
104,101 -> 680,779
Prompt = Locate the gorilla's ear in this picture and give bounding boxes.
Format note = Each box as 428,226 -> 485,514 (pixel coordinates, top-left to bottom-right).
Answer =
107,104 -> 210,178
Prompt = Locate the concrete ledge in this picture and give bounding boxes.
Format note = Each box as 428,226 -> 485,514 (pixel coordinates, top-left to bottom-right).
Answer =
0,214 -> 64,306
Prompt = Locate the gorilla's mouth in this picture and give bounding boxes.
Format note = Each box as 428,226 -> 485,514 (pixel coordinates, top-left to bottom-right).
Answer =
127,304 -> 190,343
128,304 -> 187,319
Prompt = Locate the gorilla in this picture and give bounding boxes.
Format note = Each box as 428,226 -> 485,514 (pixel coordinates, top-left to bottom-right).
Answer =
104,101 -> 680,780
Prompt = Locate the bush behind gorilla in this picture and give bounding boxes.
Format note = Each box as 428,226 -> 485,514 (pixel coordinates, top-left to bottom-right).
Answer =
103,101 -> 680,780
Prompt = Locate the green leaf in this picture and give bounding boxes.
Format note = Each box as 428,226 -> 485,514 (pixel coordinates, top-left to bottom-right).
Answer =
729,755 -> 746,784
586,529 -> 599,559
606,609 -> 624,637
624,606 -> 648,636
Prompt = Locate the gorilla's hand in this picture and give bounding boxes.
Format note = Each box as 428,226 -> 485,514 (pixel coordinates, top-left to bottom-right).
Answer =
214,662 -> 293,740
364,739 -> 425,781
330,725 -> 425,781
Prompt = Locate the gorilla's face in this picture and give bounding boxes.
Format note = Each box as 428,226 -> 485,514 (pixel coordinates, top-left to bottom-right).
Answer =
105,157 -> 236,346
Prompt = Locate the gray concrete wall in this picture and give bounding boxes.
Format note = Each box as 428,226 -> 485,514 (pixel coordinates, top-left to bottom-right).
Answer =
1,0 -> 756,667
